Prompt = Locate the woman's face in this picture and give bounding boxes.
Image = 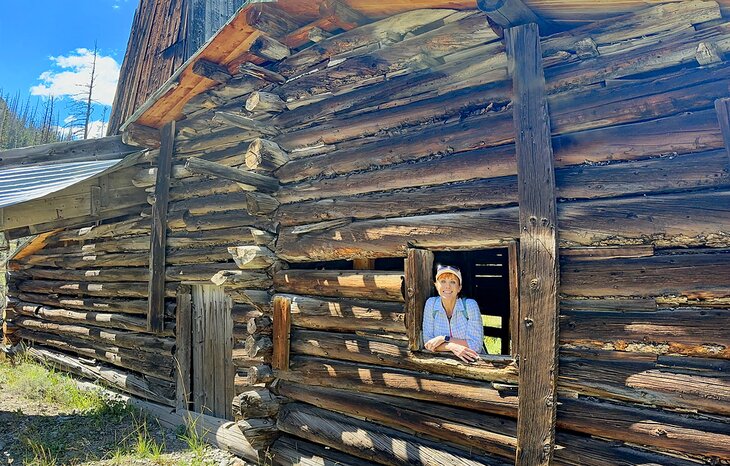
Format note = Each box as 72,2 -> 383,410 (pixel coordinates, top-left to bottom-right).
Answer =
435,273 -> 462,300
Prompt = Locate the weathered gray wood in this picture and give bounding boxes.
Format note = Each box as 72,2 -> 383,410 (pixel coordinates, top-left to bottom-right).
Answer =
237,62 -> 285,83
274,270 -> 404,302
0,135 -> 137,168
506,22 -> 559,466
27,346 -> 174,405
278,403 -> 509,466
176,285 -> 193,411
213,111 -> 280,136
271,435 -> 378,466
227,246 -> 276,269
232,388 -> 282,419
477,0 -> 554,33
250,33 -> 291,61
405,248 -> 433,351
245,91 -> 286,113
148,122 -> 175,333
245,138 -> 289,171
184,157 -> 279,193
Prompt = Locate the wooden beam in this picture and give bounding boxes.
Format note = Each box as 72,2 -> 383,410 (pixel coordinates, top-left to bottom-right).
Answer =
122,123 -> 161,149
184,157 -> 279,193
404,248 -> 433,351
175,285 -> 192,411
715,98 -> 730,164
272,296 -> 291,372
192,59 -> 232,83
477,0 -> 556,35
0,135 -> 136,168
505,23 -> 559,466
147,121 -> 175,333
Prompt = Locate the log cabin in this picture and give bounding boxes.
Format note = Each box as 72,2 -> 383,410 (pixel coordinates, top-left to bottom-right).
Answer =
2,0 -> 730,464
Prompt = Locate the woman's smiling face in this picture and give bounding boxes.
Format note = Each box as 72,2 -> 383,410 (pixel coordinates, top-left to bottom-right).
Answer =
435,272 -> 462,300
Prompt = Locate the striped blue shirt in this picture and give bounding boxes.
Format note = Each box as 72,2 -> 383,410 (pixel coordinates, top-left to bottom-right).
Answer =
422,296 -> 485,354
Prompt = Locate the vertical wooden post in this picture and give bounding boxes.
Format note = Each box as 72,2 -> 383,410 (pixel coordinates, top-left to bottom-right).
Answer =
404,248 -> 434,351
508,241 -> 520,356
272,296 -> 291,371
506,22 -> 560,466
147,121 -> 175,333
175,285 -> 192,411
191,284 -> 233,419
714,98 -> 730,164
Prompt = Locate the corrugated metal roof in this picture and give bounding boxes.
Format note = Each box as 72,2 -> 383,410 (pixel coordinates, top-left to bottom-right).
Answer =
0,159 -> 121,209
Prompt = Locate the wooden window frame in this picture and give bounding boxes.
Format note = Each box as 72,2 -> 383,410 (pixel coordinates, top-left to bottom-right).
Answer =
404,242 -> 520,362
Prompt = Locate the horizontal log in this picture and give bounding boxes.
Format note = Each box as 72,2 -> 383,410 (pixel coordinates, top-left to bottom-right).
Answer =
561,252 -> 730,298
557,397 -> 730,460
275,64 -> 730,184
245,335 -> 273,359
247,315 -> 272,335
271,435 -> 378,466
184,157 -> 279,193
278,403 -> 508,466
17,279 -> 153,298
16,329 -> 175,381
277,381 -> 516,460
245,138 -> 289,172
558,349 -> 730,415
0,135 -> 137,168
9,301 -> 174,335
13,316 -> 175,354
245,92 -> 286,113
560,307 -> 730,358
290,329 -> 518,383
276,190 -> 730,261
168,266 -> 271,288
213,111 -> 280,136
53,217 -> 150,242
277,146 -> 730,225
227,289 -> 271,312
280,356 -> 518,417
281,293 -> 406,333
167,209 -> 277,233
274,270 -> 404,302
15,292 -> 151,315
27,346 -> 174,405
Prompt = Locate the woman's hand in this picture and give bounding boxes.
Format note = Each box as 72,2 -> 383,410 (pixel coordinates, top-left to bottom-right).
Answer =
445,342 -> 480,363
424,335 -> 445,351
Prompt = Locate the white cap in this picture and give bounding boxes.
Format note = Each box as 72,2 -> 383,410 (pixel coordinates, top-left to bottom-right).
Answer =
435,265 -> 462,284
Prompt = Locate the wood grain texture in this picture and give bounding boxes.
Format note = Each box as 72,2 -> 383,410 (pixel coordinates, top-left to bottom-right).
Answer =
148,122 -> 175,333
716,97 -> 730,164
405,248 -> 433,350
272,295 -> 292,371
175,285 -> 193,411
507,22 -> 559,466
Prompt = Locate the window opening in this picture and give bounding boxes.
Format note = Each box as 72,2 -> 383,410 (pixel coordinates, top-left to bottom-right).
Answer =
432,248 -> 512,355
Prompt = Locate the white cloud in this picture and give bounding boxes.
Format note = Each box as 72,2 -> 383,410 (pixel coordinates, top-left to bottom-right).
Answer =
30,48 -> 120,106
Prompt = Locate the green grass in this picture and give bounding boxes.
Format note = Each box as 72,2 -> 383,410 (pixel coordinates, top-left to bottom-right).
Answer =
482,315 -> 504,355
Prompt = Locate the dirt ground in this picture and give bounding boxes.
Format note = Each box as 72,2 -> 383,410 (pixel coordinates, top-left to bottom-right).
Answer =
0,357 -> 250,466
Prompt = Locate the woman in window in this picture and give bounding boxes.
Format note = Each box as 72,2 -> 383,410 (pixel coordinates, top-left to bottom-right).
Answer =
422,265 -> 485,363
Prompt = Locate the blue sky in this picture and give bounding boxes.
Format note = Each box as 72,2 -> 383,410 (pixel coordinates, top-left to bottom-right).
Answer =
0,0 -> 137,137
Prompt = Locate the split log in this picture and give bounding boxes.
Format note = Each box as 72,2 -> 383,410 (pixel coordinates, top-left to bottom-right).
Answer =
167,209 -> 277,233
245,335 -> 273,359
227,289 -> 271,312
561,252 -> 730,298
168,192 -> 252,216
168,266 -> 271,289
558,349 -> 730,415
54,217 -> 150,242
282,293 -> 406,333
245,138 -> 289,171
274,270 -> 404,302
247,315 -> 273,335
236,364 -> 274,388
281,356 -> 518,417
16,329 -> 175,381
232,388 -> 282,418
16,292 -> 150,315
557,397 -> 730,460
10,302 -> 173,335
276,190 -> 730,261
237,417 -> 278,450
13,317 -> 175,354
245,92 -> 286,113
27,346 -> 174,405
271,435 -> 378,466
184,157 -> 279,193
560,307 -> 730,358
228,246 -> 277,269
277,403 -> 509,466
213,111 -> 280,136
290,329 -> 518,384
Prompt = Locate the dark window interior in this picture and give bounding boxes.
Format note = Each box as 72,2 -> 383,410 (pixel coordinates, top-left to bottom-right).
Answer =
433,249 -> 511,355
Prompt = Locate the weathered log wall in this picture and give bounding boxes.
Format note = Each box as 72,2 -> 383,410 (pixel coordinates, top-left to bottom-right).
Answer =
6,2 -> 730,465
